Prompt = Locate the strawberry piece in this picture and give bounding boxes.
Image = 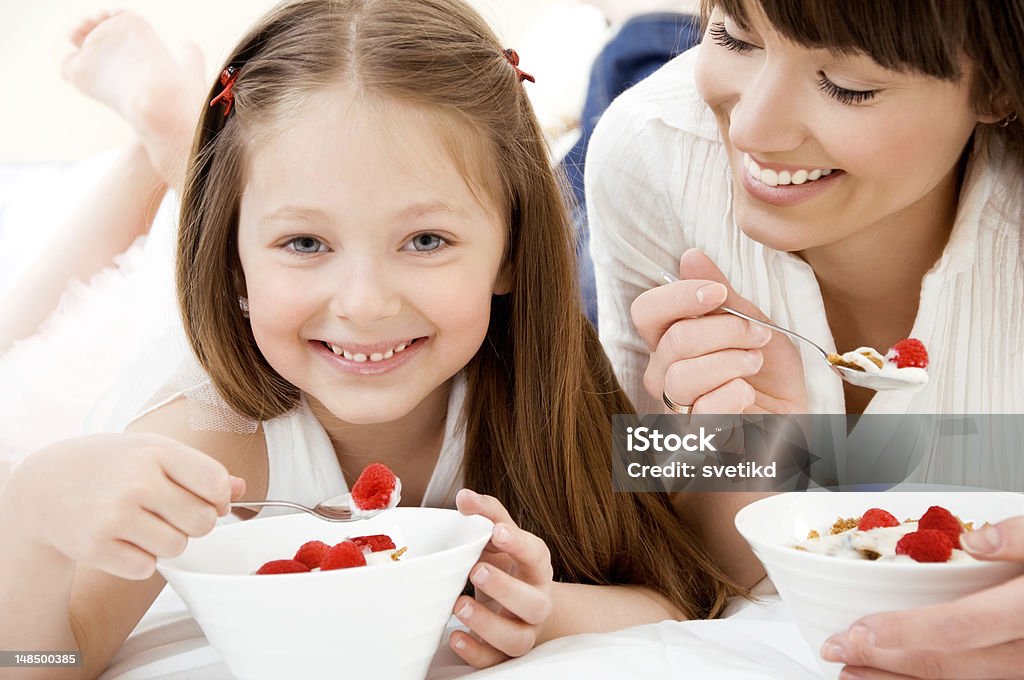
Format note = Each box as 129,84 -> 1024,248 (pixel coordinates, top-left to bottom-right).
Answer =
321,540 -> 367,570
293,540 -> 331,569
918,506 -> 963,548
256,559 -> 311,575
857,508 -> 901,532
351,534 -> 397,553
888,338 -> 929,369
351,463 -> 398,511
895,529 -> 954,563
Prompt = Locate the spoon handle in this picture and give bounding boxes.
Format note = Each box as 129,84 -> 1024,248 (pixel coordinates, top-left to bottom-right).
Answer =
230,500 -> 313,513
657,271 -> 830,360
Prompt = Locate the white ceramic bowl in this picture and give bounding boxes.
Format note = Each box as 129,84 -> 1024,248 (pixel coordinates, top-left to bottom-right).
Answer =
735,492 -> 1024,680
157,507 -> 493,680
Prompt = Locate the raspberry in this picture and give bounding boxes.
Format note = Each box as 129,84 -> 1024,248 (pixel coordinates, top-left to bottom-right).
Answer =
321,540 -> 367,570
895,529 -> 954,563
256,559 -> 311,575
351,463 -> 398,511
857,508 -> 901,531
351,534 -> 396,553
293,540 -> 331,569
888,338 -> 929,369
918,506 -> 963,548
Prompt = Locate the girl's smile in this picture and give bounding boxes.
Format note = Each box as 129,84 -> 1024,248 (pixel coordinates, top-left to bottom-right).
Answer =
309,336 -> 428,376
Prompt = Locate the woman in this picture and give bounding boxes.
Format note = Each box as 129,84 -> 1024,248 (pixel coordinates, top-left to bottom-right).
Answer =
588,1 -> 1024,678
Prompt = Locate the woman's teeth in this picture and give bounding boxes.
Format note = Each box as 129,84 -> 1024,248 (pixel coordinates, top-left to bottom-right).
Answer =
323,340 -> 412,362
744,154 -> 834,187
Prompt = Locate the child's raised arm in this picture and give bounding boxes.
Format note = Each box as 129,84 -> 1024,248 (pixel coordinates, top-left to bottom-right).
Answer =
0,399 -> 258,680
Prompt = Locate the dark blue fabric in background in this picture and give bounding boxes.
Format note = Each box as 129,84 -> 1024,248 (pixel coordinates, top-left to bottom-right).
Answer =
563,13 -> 702,326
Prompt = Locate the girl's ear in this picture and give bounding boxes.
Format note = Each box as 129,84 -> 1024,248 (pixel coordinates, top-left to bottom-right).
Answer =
492,260 -> 512,296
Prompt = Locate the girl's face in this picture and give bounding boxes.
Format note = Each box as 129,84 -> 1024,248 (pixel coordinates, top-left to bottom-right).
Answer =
237,86 -> 507,425
694,3 -> 992,253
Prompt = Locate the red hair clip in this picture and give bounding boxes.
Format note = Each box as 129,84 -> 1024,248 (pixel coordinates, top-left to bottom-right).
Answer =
210,66 -> 240,117
503,49 -> 535,84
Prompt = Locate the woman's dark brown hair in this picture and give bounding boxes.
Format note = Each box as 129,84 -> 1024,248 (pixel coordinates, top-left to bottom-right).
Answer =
178,0 -> 743,619
702,0 -> 1024,177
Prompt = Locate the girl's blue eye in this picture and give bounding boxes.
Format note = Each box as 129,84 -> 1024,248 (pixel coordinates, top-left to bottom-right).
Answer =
816,73 -> 878,105
286,236 -> 325,254
708,22 -> 756,53
405,233 -> 448,253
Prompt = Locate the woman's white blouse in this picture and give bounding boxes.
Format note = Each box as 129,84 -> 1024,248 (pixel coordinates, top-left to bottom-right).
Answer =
586,47 -> 1024,489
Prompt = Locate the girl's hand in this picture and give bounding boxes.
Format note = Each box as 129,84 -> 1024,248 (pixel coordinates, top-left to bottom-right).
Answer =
4,433 -> 246,580
450,488 -> 554,668
631,248 -> 808,414
822,517 -> 1024,679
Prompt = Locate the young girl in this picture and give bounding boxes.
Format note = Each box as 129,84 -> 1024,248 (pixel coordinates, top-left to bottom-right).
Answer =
0,0 -> 742,677
588,0 -> 1024,677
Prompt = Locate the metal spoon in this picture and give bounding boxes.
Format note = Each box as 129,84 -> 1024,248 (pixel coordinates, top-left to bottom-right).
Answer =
230,493 -> 384,522
658,272 -> 926,392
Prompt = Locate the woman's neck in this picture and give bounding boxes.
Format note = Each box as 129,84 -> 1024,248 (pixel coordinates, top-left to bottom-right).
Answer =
798,165 -> 961,354
307,382 -> 450,503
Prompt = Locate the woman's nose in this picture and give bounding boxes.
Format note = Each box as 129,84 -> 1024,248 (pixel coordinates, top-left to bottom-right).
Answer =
328,260 -> 401,324
727,62 -> 807,155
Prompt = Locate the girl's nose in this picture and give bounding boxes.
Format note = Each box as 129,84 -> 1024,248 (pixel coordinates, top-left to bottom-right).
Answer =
727,62 -> 807,155
328,261 -> 401,324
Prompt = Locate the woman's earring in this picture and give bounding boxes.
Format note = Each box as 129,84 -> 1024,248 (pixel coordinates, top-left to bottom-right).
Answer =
999,112 -> 1018,127
238,296 -> 250,318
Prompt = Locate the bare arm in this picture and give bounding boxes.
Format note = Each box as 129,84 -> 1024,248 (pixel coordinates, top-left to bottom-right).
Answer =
0,144 -> 165,354
540,582 -> 683,642
0,398 -> 264,680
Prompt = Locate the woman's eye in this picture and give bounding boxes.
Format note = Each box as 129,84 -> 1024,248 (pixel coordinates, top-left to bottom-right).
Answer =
285,236 -> 326,254
708,22 -> 756,53
816,73 -> 878,105
404,233 -> 448,253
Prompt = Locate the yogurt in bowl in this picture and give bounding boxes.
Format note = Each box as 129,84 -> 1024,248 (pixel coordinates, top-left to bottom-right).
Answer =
735,491 -> 1024,679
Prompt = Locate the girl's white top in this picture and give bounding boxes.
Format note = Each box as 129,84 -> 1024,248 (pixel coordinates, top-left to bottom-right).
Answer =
586,47 -> 1024,488
130,372 -> 468,517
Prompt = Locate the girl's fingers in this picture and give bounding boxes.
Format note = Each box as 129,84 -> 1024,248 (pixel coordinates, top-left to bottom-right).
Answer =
449,629 -> 508,669
154,444 -> 234,513
487,523 -> 553,585
453,595 -> 539,658
469,563 -> 551,625
455,489 -> 515,528
689,377 -> 758,414
657,349 -> 763,407
121,508 -> 189,559
90,540 -> 159,581
630,279 -> 728,351
143,480 -> 222,537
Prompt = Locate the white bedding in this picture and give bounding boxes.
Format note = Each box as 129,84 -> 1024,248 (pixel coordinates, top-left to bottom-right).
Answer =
99,584 -> 823,680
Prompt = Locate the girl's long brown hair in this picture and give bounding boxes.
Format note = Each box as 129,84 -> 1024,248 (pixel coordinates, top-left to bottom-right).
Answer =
178,0 -> 742,619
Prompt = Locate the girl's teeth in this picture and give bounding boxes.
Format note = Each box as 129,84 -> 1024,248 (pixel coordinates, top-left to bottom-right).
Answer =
746,155 -> 833,186
326,340 -> 414,361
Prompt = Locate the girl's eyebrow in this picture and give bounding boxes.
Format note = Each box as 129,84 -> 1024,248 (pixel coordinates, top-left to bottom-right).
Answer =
258,201 -> 461,229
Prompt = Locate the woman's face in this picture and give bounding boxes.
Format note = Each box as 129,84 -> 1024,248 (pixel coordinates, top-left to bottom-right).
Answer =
694,3 -> 993,253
